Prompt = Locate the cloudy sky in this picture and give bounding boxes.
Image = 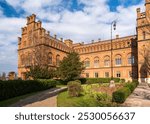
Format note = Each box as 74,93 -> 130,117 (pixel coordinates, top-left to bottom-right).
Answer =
0,0 -> 145,74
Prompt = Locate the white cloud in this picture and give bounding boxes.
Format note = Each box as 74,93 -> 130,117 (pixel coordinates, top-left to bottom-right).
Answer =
0,0 -> 145,73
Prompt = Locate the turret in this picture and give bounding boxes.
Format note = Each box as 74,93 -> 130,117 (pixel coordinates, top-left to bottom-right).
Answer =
137,8 -> 141,19
27,14 -> 36,25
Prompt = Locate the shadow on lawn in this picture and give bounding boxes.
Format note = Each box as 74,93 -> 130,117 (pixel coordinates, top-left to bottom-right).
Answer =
10,87 -> 67,107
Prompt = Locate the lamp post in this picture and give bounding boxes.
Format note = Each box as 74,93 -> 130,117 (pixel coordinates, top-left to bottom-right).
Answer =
110,21 -> 116,87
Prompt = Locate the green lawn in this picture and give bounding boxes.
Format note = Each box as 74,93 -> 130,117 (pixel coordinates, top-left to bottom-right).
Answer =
57,91 -> 99,107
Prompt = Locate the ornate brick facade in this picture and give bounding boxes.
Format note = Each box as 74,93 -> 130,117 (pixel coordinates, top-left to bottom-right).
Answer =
18,0 -> 150,83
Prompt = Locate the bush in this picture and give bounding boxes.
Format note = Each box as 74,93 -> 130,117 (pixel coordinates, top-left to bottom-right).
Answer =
0,80 -> 56,101
67,81 -> 83,97
85,78 -> 120,84
120,79 -> 125,83
78,78 -> 87,84
112,87 -> 131,103
94,92 -> 111,102
132,80 -> 139,87
75,80 -> 81,84
124,83 -> 136,93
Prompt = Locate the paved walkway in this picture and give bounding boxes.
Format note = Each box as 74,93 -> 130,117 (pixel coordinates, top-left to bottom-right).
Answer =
10,87 -> 67,107
123,83 -> 150,107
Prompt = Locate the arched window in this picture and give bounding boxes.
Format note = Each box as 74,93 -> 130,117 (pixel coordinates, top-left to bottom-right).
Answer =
94,57 -> 99,68
128,54 -> 135,64
104,56 -> 110,67
49,52 -> 52,64
84,58 -> 90,68
115,55 -> 122,66
56,55 -> 60,66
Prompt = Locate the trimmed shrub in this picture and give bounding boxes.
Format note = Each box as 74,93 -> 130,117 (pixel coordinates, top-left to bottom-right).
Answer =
67,81 -> 83,97
112,87 -> 131,103
120,79 -> 125,83
75,80 -> 81,84
78,78 -> 87,84
125,83 -> 136,93
0,80 -> 56,101
85,78 -> 120,84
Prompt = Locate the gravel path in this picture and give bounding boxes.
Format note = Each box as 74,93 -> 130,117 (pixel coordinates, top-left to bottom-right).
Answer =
10,87 -> 67,107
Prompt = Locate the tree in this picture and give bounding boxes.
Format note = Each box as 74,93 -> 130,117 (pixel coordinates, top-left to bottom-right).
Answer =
57,52 -> 84,81
1,72 -> 6,81
26,65 -> 56,79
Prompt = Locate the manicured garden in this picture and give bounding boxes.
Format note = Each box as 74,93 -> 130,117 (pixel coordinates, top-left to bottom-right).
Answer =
57,79 -> 139,107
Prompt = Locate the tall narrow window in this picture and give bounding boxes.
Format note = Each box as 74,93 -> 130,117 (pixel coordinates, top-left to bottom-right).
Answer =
84,58 -> 90,68
105,72 -> 109,78
104,56 -> 110,67
128,54 -> 135,64
115,55 -> 122,66
49,52 -> 52,64
116,71 -> 121,78
56,55 -> 60,66
143,31 -> 146,40
94,57 -> 99,68
94,72 -> 99,78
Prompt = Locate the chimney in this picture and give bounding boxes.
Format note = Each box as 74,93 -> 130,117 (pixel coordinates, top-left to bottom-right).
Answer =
98,38 -> 101,41
116,35 -> 119,39
47,31 -> 50,35
54,34 -> 57,39
60,38 -> 63,42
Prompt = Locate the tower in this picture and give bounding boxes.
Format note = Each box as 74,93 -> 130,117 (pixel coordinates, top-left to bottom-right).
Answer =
137,0 -> 150,83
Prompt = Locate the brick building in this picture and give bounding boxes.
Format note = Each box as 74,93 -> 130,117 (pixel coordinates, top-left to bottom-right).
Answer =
18,0 -> 150,83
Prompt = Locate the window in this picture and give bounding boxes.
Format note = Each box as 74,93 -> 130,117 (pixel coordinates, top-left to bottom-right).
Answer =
105,72 -> 109,78
128,55 -> 135,64
115,55 -> 122,65
49,52 -> 52,64
86,73 -> 89,78
94,57 -> 99,68
104,60 -> 110,67
116,71 -> 121,78
143,31 -> 146,40
56,55 -> 60,66
104,56 -> 110,67
84,58 -> 90,68
94,72 -> 99,78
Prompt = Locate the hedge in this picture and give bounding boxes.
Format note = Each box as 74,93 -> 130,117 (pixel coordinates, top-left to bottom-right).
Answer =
78,78 -> 120,84
0,80 -> 56,101
112,87 -> 131,103
112,81 -> 139,103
